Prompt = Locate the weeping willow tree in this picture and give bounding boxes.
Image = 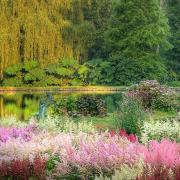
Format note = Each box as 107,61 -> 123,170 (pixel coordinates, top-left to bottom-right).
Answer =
0,0 -> 94,80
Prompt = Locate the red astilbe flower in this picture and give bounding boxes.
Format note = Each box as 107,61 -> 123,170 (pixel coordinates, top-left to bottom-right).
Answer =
174,166 -> 180,180
33,156 -> 46,179
10,159 -> 30,179
0,161 -> 10,177
109,129 -> 138,143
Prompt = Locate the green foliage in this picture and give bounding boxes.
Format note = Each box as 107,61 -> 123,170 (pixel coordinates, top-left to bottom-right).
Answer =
4,63 -> 23,76
110,55 -> 168,85
165,0 -> 180,80
115,97 -> 146,136
83,0 -> 112,59
1,0 -> 179,86
76,95 -> 107,117
51,96 -> 77,116
46,58 -> 88,86
86,0 -> 171,86
167,81 -> 180,87
86,59 -> 113,85
51,95 -> 107,117
3,60 -> 45,86
46,155 -> 60,171
105,0 -> 171,59
24,60 -> 39,71
152,93 -> 179,111
3,58 -> 88,86
35,115 -> 96,134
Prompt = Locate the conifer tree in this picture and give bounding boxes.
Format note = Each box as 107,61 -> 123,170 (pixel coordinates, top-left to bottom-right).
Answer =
165,0 -> 180,80
106,0 -> 171,59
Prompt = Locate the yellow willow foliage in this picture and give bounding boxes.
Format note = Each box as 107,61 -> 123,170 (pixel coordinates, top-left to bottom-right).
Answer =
0,0 -> 89,79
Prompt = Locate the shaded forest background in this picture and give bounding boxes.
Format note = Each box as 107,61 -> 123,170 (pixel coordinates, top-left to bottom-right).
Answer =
0,0 -> 179,86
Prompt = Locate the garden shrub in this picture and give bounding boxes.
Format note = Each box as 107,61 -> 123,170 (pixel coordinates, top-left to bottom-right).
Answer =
75,95 -> 107,117
127,80 -> 178,111
3,58 -> 89,86
51,96 -> 77,116
115,97 -> 146,136
51,95 -> 107,117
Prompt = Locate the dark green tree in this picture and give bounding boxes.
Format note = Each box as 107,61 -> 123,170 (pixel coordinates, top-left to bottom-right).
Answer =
82,0 -> 113,59
106,0 -> 171,59
93,0 -> 171,85
165,0 -> 180,80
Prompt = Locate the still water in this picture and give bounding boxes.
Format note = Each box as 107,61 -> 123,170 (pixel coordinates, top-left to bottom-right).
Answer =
0,92 -> 122,120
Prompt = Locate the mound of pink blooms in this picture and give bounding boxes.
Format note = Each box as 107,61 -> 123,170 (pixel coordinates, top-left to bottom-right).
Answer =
138,139 -> 180,168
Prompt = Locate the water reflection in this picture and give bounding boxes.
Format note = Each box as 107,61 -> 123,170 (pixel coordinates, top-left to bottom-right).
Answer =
0,92 -> 122,121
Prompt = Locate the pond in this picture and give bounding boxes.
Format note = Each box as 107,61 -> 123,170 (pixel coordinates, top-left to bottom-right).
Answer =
0,92 -> 123,121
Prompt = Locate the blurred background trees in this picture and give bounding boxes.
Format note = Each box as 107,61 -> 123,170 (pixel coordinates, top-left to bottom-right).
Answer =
0,0 -> 179,86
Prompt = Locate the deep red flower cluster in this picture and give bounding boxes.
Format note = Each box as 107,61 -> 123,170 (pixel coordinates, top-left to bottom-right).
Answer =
0,156 -> 46,180
137,165 -> 180,180
109,129 -> 137,143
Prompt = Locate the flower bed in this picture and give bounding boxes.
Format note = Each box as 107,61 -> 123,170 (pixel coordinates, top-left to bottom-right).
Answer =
0,127 -> 179,179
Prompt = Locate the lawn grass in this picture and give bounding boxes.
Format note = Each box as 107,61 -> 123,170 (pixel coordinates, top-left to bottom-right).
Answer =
86,113 -> 117,130
86,110 -> 179,130
149,110 -> 177,121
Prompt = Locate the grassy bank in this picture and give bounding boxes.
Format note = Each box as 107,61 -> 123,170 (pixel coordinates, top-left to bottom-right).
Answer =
0,86 -> 127,92
0,86 -> 180,92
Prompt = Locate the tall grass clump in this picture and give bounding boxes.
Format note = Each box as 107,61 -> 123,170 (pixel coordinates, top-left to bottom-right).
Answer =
115,97 -> 146,136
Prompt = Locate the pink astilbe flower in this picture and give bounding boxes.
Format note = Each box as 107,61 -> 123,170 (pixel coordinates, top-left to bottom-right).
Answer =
137,139 -> 180,168
0,126 -> 34,143
53,132 -> 141,173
